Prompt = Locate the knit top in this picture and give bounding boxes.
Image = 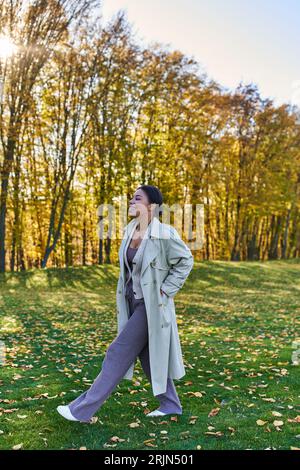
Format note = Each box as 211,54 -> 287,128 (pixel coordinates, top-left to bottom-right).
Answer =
125,245 -> 138,295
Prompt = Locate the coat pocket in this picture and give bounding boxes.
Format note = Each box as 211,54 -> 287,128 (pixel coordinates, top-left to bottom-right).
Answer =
160,289 -> 169,305
158,290 -> 170,325
161,302 -> 171,326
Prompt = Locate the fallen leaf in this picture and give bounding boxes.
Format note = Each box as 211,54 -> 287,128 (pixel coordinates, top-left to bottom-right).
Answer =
143,439 -> 157,447
208,407 -> 220,417
12,443 -> 23,450
256,420 -> 267,426
288,416 -> 300,423
272,411 -> 282,417
128,422 -> 140,428
90,417 -> 98,424
110,436 -> 126,443
187,391 -> 203,398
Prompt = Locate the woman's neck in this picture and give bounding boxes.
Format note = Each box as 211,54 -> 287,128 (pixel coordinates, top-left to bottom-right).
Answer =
135,215 -> 153,232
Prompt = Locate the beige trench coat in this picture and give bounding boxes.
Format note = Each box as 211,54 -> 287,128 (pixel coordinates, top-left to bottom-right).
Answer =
116,215 -> 194,396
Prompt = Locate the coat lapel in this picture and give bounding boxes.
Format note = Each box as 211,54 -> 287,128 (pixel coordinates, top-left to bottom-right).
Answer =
119,218 -> 138,282
118,216 -> 162,281
140,237 -> 160,277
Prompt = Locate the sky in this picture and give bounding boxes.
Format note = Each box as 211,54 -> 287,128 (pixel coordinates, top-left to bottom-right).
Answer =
99,0 -> 300,107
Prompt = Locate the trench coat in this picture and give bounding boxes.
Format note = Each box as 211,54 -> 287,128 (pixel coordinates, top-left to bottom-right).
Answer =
116,215 -> 194,396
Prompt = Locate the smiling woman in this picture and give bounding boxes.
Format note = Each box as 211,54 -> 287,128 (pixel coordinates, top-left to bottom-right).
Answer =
0,35 -> 18,59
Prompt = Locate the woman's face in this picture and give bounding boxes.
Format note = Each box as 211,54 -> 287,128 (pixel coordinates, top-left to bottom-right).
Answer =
128,189 -> 151,218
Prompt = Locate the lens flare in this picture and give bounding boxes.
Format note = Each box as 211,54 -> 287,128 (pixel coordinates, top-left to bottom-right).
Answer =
0,35 -> 18,59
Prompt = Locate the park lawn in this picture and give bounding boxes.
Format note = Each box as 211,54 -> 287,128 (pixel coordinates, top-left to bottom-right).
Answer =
0,259 -> 300,450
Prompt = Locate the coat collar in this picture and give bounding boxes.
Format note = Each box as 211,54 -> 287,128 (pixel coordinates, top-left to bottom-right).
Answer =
123,215 -> 162,240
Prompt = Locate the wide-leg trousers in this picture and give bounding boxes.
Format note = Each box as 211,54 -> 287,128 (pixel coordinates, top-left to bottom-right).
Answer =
67,283 -> 182,423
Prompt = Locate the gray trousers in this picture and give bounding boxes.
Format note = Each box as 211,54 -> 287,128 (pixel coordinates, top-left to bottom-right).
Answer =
67,283 -> 182,423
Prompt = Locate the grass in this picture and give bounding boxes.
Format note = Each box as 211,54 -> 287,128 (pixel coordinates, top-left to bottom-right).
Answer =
0,259 -> 300,450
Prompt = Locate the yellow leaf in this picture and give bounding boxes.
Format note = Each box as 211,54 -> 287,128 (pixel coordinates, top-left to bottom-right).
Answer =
143,439 -> 157,447
272,411 -> 282,417
273,420 -> 284,427
204,431 -> 223,437
256,419 -> 267,426
128,422 -> 139,428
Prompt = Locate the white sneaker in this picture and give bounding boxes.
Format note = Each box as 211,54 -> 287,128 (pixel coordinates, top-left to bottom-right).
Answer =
57,405 -> 79,421
146,409 -> 167,417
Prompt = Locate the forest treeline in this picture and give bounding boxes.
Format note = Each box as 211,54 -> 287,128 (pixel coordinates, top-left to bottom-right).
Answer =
0,0 -> 300,272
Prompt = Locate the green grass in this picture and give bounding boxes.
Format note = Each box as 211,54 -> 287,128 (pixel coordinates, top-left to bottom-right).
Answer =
0,259 -> 300,450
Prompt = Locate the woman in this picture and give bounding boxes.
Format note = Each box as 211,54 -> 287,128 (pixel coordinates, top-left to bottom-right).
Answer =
57,185 -> 194,423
